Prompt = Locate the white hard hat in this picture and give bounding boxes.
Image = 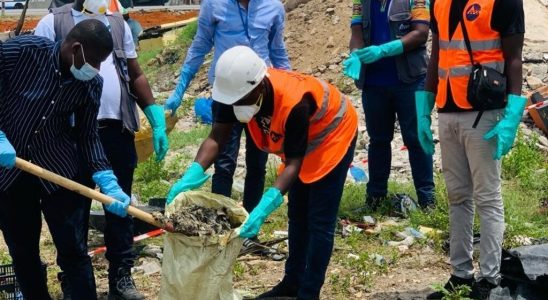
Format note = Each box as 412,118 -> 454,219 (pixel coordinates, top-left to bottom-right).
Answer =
82,0 -> 108,15
212,46 -> 267,105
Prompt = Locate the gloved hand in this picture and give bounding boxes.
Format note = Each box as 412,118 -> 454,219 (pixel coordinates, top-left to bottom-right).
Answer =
166,162 -> 210,204
354,40 -> 404,64
238,187 -> 283,238
342,52 -> 362,80
415,91 -> 436,155
164,66 -> 194,115
484,94 -> 527,160
0,130 -> 16,169
143,104 -> 169,161
92,170 -> 130,217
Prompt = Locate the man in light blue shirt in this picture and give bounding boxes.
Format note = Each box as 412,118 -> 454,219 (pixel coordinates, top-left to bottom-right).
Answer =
165,0 -> 290,244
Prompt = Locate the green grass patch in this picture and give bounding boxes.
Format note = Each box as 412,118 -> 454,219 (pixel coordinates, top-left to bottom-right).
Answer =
168,124 -> 211,150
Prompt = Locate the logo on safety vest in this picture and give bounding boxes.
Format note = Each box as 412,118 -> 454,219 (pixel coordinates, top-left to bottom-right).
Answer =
466,4 -> 481,21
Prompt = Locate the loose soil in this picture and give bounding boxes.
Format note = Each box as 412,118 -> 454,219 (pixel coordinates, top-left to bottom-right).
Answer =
0,9 -> 198,32
153,205 -> 233,236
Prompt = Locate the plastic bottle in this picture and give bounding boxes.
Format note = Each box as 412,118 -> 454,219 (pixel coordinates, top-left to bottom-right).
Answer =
349,164 -> 368,182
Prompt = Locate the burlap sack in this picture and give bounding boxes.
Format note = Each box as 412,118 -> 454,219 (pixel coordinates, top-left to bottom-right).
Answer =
159,191 -> 248,300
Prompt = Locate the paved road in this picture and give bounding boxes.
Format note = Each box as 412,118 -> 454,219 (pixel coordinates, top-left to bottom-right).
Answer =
0,4 -> 199,16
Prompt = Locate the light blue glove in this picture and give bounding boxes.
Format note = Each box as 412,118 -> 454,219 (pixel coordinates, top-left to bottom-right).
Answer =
415,91 -> 436,155
0,130 -> 16,169
143,104 -> 169,161
484,94 -> 527,160
354,40 -> 404,64
238,187 -> 283,238
166,162 -> 210,205
92,170 -> 130,218
164,66 -> 194,115
342,52 -> 362,80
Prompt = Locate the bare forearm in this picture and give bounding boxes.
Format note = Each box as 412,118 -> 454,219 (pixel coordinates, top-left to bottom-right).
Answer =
194,122 -> 233,170
502,34 -> 524,95
349,25 -> 365,51
273,158 -> 302,194
128,58 -> 155,108
400,24 -> 429,52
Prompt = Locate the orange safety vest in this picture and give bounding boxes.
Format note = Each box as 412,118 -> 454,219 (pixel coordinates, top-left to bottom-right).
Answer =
434,0 -> 505,109
247,69 -> 358,184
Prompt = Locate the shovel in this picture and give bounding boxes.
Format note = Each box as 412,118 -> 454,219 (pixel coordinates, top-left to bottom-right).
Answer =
15,157 -> 173,231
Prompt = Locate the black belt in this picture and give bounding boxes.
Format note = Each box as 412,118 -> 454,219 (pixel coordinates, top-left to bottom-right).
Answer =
98,119 -> 123,128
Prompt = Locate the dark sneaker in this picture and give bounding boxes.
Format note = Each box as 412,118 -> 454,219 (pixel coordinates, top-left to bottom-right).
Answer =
366,195 -> 384,211
427,275 -> 474,299
256,277 -> 298,299
58,272 -> 72,300
469,279 -> 497,300
240,237 -> 262,256
108,268 -> 145,300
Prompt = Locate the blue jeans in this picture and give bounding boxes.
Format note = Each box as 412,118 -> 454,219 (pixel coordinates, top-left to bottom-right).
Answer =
362,80 -> 434,206
0,173 -> 97,300
285,136 -> 356,299
80,120 -> 137,281
211,122 -> 268,213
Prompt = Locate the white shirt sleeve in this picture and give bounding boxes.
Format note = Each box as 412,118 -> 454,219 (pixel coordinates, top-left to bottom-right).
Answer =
34,13 -> 56,41
123,21 -> 137,59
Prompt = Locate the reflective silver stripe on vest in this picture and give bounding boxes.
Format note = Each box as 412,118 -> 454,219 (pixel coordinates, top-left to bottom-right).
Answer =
310,80 -> 330,123
438,61 -> 505,78
439,39 -> 501,51
305,93 -> 349,155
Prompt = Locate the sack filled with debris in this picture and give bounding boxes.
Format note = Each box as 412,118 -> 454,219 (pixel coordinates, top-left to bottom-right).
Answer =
159,191 -> 248,300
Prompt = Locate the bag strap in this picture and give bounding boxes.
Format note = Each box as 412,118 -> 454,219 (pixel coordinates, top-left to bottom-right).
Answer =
459,8 -> 475,65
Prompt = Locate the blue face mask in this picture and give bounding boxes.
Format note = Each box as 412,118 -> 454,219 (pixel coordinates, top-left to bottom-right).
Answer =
70,44 -> 99,81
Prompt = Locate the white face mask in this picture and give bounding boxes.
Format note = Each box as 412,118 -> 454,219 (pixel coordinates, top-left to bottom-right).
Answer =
233,93 -> 263,123
82,0 -> 108,15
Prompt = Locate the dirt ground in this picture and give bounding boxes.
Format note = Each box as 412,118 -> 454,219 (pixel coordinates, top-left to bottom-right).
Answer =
0,9 -> 197,32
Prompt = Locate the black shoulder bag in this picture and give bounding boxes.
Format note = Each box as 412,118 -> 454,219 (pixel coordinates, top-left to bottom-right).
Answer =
460,18 -> 507,128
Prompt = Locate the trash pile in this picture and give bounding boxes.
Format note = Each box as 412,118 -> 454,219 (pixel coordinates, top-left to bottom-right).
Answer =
152,205 -> 233,236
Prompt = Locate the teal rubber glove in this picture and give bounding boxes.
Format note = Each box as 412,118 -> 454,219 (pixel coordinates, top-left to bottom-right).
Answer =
238,187 -> 283,238
342,52 -> 362,80
484,94 -> 527,160
143,104 -> 169,161
415,91 -> 436,155
354,40 -> 404,64
0,130 -> 16,169
92,170 -> 130,218
166,162 -> 210,205
164,66 -> 194,115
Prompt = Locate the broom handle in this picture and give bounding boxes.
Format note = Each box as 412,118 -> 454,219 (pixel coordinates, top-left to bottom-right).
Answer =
15,157 -> 164,228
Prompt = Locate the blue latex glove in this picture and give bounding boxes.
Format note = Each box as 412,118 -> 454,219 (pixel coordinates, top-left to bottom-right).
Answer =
0,130 -> 16,169
143,104 -> 169,161
92,170 -> 130,217
238,187 -> 283,238
166,162 -> 210,205
342,52 -> 362,80
354,40 -> 404,64
164,66 -> 194,115
484,94 -> 527,160
415,91 -> 436,155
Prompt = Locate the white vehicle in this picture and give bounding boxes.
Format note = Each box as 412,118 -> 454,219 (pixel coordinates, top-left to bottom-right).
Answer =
1,0 -> 26,9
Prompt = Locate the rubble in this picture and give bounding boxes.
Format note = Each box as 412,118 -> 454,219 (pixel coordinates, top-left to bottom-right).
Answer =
152,205 -> 233,236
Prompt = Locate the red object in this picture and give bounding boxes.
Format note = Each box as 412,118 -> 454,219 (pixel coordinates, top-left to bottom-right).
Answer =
88,228 -> 165,256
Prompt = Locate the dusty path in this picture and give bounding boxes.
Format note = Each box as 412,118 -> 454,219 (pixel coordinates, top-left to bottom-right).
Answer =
0,9 -> 197,32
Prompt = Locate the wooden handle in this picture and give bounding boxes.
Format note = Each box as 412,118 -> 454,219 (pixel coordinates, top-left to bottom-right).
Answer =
15,158 -> 164,228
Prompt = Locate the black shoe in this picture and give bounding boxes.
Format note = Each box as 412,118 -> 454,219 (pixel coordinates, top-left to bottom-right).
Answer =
426,275 -> 474,299
366,195 -> 383,211
58,272 -> 72,300
108,268 -> 145,300
256,277 -> 298,299
469,279 -> 497,300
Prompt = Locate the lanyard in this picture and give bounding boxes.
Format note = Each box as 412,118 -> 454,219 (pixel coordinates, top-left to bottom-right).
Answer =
235,0 -> 250,40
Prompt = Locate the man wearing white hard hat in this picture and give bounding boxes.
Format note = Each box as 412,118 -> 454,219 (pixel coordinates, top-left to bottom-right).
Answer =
166,46 -> 358,300
35,0 -> 165,299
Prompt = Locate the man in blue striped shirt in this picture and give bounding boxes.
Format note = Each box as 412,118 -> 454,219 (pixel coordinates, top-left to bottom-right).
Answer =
0,19 -> 130,299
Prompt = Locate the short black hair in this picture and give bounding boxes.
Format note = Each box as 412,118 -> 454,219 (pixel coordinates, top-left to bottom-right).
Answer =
65,19 -> 113,57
